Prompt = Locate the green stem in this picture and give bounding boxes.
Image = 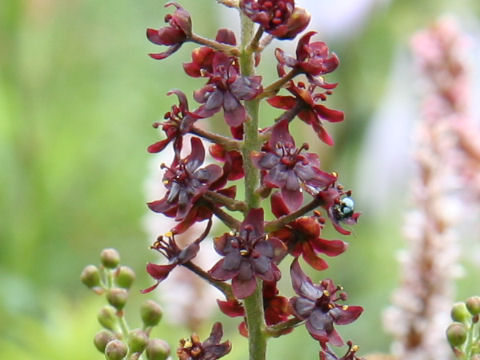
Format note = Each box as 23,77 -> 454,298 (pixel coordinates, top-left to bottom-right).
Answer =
191,126 -> 241,151
264,196 -> 325,232
190,33 -> 240,56
239,10 -> 267,360
204,191 -> 247,213
244,280 -> 267,360
240,17 -> 261,211
184,261 -> 235,300
266,317 -> 303,338
465,318 -> 476,359
210,205 -> 242,230
258,69 -> 299,100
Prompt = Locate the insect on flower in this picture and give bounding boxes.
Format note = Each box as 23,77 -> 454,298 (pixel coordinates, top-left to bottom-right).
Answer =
333,196 -> 355,222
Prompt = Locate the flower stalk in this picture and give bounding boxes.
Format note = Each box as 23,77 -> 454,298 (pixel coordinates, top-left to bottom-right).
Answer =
102,2 -> 365,360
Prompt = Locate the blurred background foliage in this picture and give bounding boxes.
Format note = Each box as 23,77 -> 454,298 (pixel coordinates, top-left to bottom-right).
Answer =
1,0 -> 479,359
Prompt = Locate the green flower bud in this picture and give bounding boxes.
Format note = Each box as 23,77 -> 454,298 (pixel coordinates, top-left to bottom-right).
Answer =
140,300 -> 163,327
101,248 -> 121,269
81,265 -> 101,289
466,296 -> 480,316
128,328 -> 149,353
115,266 -> 136,289
446,322 -> 467,347
145,339 -> 170,360
94,330 -> 116,353
105,339 -> 127,360
107,288 -> 129,311
98,305 -> 118,331
451,302 -> 470,323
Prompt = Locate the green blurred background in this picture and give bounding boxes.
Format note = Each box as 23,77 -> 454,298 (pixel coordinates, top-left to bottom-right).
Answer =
1,0 -> 479,358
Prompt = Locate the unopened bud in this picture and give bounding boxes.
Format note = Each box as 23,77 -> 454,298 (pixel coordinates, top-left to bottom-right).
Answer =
141,300 -> 163,327
98,305 -> 118,331
107,288 -> 128,310
276,7 -> 311,40
101,248 -> 120,269
451,302 -> 470,323
128,328 -> 149,353
467,297 -> 480,316
94,330 -> 116,353
446,322 -> 467,347
81,265 -> 101,289
115,266 -> 136,289
145,339 -> 170,360
105,339 -> 127,360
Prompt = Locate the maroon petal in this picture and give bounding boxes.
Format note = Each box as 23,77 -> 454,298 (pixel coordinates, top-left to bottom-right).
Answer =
209,259 -> 239,281
270,191 -> 290,218
149,43 -> 182,60
306,310 -> 342,345
232,274 -> 257,299
186,137 -> 205,172
204,322 -> 224,345
267,95 -> 296,110
242,208 -> 265,237
270,119 -> 295,148
224,101 -> 246,127
215,28 -> 237,45
216,299 -> 245,317
317,125 -> 334,146
311,238 -> 347,257
140,282 -> 160,294
145,262 -> 176,281
147,138 -> 172,153
281,187 -> 303,211
290,258 -> 322,300
296,31 -> 316,61
314,104 -> 344,123
147,198 -> 175,214
330,306 -> 363,325
302,242 -> 329,271
290,296 -> 315,319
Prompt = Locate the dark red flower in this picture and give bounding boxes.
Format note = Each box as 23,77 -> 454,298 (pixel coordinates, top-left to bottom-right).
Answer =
276,31 -> 339,87
270,215 -> 347,271
252,120 -> 336,211
183,29 -> 262,128
218,280 -> 291,337
261,280 -> 291,328
193,55 -> 263,127
147,137 -> 223,221
316,184 -> 360,235
267,81 -> 344,146
210,144 -> 244,182
183,29 -> 237,77
148,90 -> 202,155
290,259 -> 363,346
240,0 -> 310,40
147,2 -> 192,60
142,220 -> 212,293
209,208 -> 286,299
177,322 -> 231,360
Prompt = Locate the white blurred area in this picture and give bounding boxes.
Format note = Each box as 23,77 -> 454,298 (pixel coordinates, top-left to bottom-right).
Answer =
295,0 -> 390,38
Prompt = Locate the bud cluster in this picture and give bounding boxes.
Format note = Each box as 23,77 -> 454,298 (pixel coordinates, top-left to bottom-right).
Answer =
447,297 -> 480,359
81,248 -> 170,360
